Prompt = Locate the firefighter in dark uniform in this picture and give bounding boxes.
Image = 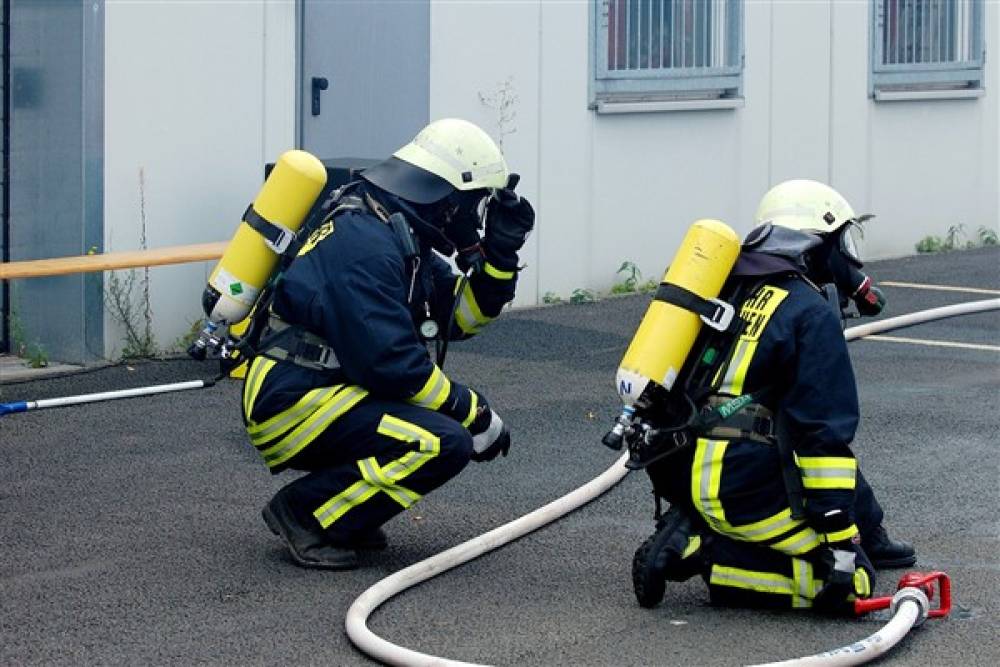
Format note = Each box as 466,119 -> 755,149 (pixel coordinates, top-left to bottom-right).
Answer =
633,180 -> 915,613
243,119 -> 535,570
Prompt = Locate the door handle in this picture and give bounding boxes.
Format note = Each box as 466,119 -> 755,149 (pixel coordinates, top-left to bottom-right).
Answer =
311,76 -> 329,116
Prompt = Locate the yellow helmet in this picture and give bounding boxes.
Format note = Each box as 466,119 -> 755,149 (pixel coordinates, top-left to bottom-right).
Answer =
754,179 -> 856,234
362,118 -> 509,205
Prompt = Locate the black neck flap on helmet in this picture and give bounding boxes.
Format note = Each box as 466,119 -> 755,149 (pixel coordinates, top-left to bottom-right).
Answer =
360,156 -> 491,259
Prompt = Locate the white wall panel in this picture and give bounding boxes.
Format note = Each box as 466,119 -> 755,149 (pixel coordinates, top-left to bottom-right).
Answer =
430,1 -> 541,307
104,0 -> 295,356
768,1 -> 832,185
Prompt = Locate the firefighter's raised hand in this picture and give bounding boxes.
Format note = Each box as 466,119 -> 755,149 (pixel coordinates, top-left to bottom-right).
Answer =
484,175 -> 534,270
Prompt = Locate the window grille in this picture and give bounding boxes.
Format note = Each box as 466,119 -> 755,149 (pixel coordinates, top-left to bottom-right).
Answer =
871,0 -> 985,96
591,0 -> 744,106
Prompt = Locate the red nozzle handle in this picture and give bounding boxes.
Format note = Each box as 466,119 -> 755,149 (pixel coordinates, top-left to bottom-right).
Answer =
854,571 -> 952,618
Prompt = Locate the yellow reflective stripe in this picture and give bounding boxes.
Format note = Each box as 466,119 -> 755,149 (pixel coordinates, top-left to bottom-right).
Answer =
792,558 -> 816,608
803,476 -> 858,490
313,415 -> 439,529
718,285 -> 790,394
854,567 -> 871,598
771,526 -> 822,556
313,479 -> 380,529
797,456 -> 858,471
682,535 -> 702,559
359,457 -> 421,509
377,415 -> 441,483
798,456 -> 857,490
484,262 -> 515,280
823,524 -> 860,543
691,440 -> 824,555
691,438 -> 728,530
727,340 -> 758,395
727,507 -> 801,542
710,565 -> 795,595
243,357 -> 276,419
454,282 -> 492,334
409,365 -> 451,410
260,386 -> 368,468
461,389 -> 479,428
248,385 -> 341,444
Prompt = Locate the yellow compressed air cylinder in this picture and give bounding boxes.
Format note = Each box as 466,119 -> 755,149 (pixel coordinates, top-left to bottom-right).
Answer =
616,219 -> 740,405
201,150 -> 327,326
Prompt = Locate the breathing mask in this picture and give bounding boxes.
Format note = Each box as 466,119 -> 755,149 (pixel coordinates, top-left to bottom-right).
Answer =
820,222 -> 885,317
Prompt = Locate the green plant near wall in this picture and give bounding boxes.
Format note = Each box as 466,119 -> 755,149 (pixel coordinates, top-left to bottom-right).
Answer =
105,168 -> 158,360
916,223 -> 1000,253
612,261 -> 659,295
7,289 -> 49,368
611,261 -> 642,294
542,291 -> 563,305
569,288 -> 596,304
169,318 -> 206,355
976,225 -> 998,246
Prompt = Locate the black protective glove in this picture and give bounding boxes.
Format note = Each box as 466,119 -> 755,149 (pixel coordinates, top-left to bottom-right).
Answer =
467,393 -> 511,462
483,174 -> 535,270
852,278 -> 886,317
812,546 -> 859,615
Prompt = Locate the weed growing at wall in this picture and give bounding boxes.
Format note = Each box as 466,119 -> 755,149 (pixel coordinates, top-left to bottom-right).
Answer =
105,168 -> 158,359
478,77 -> 518,151
7,291 -> 48,368
916,224 -> 999,253
611,261 -> 658,295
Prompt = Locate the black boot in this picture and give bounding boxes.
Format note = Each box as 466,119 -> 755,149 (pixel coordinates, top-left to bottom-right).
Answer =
861,525 -> 916,569
262,488 -> 360,570
333,527 -> 389,551
632,507 -> 701,609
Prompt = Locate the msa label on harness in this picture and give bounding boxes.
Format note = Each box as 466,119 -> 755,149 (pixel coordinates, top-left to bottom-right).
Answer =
211,268 -> 259,308
739,285 -> 789,341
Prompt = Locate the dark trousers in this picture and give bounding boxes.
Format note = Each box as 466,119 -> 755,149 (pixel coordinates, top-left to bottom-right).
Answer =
276,398 -> 473,541
854,468 -> 885,537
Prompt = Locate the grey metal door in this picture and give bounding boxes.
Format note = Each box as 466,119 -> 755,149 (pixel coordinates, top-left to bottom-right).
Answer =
299,0 -> 430,161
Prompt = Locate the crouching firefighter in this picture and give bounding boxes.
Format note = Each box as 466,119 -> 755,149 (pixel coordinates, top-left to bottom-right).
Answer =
234,119 -> 534,569
608,180 -> 915,614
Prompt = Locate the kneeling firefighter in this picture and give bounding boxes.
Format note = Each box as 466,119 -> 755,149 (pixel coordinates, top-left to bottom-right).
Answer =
240,119 -> 534,569
617,180 -> 915,614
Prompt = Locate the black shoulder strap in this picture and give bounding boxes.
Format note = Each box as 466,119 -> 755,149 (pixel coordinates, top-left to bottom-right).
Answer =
243,204 -> 302,258
654,283 -> 738,333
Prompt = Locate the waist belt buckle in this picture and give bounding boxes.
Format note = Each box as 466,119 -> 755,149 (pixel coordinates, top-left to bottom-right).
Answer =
753,415 -> 775,439
314,345 -> 338,370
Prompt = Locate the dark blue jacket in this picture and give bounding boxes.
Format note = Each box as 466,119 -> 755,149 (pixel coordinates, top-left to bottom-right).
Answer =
246,202 -> 516,428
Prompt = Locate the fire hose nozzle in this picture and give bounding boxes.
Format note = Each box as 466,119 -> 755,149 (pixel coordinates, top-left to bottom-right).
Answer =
891,587 -> 931,626
854,570 -> 952,619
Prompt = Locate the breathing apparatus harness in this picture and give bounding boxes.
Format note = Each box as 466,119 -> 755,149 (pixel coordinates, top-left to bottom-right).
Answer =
218,181 -> 471,379
611,243 -> 871,521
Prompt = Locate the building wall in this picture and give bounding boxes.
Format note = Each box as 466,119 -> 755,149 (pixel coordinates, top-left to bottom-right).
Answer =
103,0 -> 295,358
429,0 -> 999,305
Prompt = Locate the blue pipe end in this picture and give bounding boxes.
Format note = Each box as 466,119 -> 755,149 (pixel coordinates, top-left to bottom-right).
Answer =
0,401 -> 29,417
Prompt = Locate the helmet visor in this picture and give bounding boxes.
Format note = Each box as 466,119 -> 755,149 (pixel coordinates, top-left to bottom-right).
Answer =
839,222 -> 863,267
361,156 -> 456,205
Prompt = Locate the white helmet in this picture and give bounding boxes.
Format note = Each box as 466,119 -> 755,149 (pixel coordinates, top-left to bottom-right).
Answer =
754,179 -> 856,234
362,118 -> 509,204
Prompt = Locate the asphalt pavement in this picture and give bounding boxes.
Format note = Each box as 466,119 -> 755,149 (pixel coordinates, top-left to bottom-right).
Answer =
1,247 -> 997,666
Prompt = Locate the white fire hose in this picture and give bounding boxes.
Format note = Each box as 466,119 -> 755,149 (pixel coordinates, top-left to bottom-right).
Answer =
346,298 -> 999,666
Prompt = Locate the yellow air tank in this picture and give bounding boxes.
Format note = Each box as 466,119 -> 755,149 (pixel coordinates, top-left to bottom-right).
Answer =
616,219 -> 740,405
201,150 -> 327,327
